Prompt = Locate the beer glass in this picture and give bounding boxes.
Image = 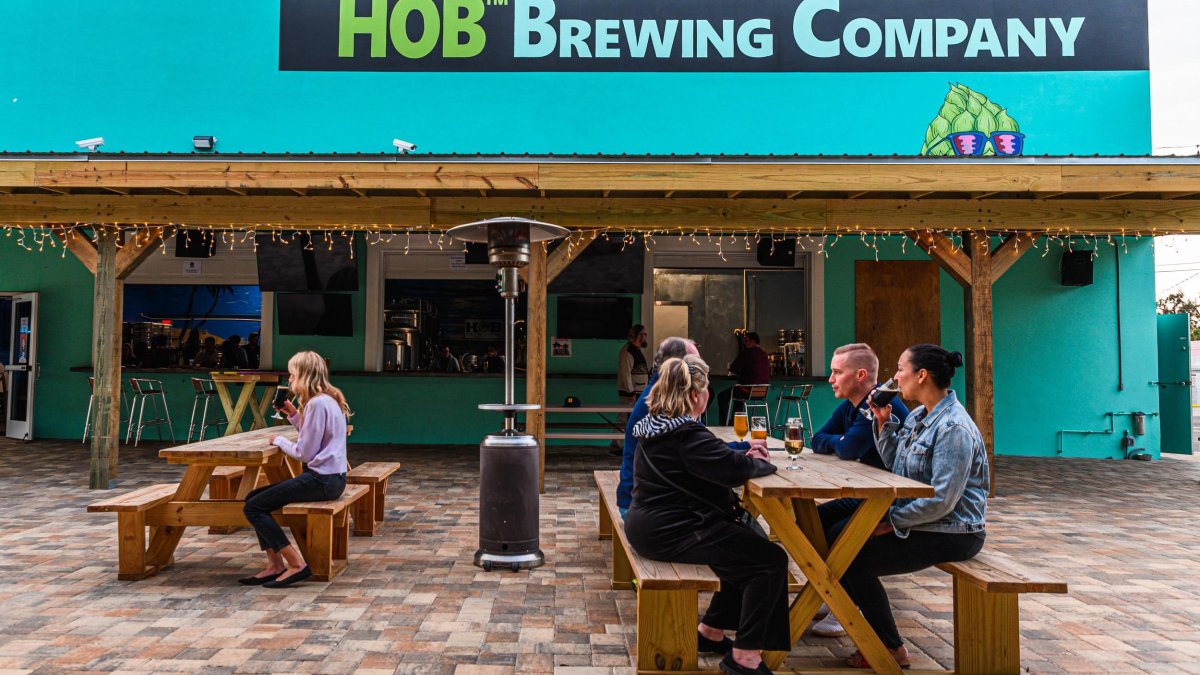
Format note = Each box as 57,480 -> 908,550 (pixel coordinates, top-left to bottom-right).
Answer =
784,417 -> 804,470
750,416 -> 768,441
733,412 -> 749,441
271,385 -> 290,421
861,378 -> 901,420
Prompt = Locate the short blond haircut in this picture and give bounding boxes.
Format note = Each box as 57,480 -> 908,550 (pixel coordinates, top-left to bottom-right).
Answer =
833,343 -> 879,381
647,355 -> 710,418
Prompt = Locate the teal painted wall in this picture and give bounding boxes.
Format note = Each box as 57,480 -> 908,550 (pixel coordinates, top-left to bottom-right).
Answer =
0,3 -> 1150,155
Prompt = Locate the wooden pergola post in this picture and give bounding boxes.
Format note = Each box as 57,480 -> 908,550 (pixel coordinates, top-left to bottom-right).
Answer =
525,247 -> 548,493
908,230 -> 1034,496
56,226 -> 165,488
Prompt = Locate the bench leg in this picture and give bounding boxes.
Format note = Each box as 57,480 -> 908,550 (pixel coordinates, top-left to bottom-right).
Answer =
598,494 -> 613,541
116,512 -> 154,581
953,579 -> 1021,675
611,530 -> 634,590
304,513 -> 334,581
352,483 -> 378,537
373,478 -> 388,529
637,589 -> 698,673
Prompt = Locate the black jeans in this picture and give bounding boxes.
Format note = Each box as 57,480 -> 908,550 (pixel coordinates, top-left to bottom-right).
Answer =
243,470 -> 346,553
626,515 -> 792,651
818,498 -> 984,649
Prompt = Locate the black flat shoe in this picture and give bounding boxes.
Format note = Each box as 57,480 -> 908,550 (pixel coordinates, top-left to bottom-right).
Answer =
262,566 -> 312,588
237,572 -> 281,586
698,631 -> 734,654
719,653 -> 773,675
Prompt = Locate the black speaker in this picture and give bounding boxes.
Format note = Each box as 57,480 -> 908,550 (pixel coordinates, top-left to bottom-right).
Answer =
1061,251 -> 1093,286
174,229 -> 216,258
756,237 -> 796,267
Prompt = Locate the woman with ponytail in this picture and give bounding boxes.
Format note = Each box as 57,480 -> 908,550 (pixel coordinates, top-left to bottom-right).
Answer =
239,351 -> 351,588
625,355 -> 789,675
833,344 -> 989,669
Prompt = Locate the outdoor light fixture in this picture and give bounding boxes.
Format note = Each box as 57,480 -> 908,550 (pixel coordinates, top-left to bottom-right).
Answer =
75,137 -> 104,151
192,135 -> 217,151
447,217 -> 570,572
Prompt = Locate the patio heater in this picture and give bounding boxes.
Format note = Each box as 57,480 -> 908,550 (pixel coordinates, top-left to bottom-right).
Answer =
447,217 -> 569,572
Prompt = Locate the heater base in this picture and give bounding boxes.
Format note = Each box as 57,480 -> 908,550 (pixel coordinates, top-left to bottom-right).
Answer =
474,550 -> 545,572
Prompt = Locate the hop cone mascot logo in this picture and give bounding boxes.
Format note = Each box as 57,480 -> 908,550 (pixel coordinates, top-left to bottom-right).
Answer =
921,84 -> 1024,157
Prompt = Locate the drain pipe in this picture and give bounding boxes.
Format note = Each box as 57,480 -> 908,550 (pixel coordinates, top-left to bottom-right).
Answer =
1115,252 -> 1124,391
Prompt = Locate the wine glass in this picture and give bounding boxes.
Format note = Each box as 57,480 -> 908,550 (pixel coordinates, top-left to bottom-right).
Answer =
271,385 -> 290,421
733,412 -> 749,441
750,416 -> 768,441
784,417 -> 804,471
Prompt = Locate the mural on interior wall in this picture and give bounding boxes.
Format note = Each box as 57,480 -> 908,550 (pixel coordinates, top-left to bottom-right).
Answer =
920,83 -> 1024,157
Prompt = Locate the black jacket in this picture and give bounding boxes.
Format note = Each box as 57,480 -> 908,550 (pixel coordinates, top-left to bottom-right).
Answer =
626,419 -> 776,555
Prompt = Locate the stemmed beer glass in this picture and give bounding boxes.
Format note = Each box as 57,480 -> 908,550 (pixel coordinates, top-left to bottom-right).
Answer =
271,384 -> 290,421
733,412 -> 749,441
784,417 -> 804,470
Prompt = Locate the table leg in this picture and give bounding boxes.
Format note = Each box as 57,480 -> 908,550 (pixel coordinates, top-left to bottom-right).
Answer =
754,495 -> 901,675
224,383 -> 256,436
235,466 -> 264,501
144,465 -> 215,574
249,387 -> 274,431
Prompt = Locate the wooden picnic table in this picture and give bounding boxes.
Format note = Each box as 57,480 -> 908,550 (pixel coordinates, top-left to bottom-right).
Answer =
740,449 -> 934,675
209,371 -> 285,436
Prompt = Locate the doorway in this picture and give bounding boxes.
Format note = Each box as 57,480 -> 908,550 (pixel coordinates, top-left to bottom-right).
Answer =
2,292 -> 39,441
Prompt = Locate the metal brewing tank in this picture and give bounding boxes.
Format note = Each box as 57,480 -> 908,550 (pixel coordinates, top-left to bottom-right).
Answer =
446,217 -> 569,572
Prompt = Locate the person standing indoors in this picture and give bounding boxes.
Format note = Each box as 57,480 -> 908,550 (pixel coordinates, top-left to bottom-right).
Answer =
717,331 -> 770,423
831,344 -> 988,670
244,333 -> 261,369
240,351 -> 350,589
808,343 -> 910,637
617,324 -> 650,407
625,355 -> 790,675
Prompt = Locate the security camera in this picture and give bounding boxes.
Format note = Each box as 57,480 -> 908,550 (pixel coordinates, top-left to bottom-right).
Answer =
75,137 -> 105,151
392,139 -> 416,153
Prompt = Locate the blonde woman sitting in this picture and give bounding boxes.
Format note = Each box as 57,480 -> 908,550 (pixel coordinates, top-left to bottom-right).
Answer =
240,351 -> 350,588
624,355 -> 789,675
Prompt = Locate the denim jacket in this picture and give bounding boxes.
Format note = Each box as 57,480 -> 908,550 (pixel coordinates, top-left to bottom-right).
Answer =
873,390 -> 989,538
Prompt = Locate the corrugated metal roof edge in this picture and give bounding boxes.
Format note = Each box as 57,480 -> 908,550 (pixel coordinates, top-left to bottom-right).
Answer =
0,152 -> 1199,165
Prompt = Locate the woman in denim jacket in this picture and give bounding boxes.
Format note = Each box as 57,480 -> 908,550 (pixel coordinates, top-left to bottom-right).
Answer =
837,344 -> 989,669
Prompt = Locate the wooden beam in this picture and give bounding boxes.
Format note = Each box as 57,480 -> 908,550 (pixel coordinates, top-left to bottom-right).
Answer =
1162,192 -> 1200,199
1099,192 -> 1134,200
5,195 -> 1200,233
55,227 -> 98,274
908,230 -> 972,287
547,230 -> 601,283
989,233 -> 1036,283
90,228 -> 123,489
963,232 -> 996,496
115,227 -> 167,279
526,247 -> 548,493
970,192 -> 999,199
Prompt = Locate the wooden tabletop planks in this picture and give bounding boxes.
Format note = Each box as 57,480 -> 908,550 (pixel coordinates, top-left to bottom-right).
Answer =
158,427 -> 297,464
747,453 -> 933,500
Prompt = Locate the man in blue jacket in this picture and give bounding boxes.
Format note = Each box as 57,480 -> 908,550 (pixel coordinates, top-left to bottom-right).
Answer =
809,342 -> 910,637
812,343 -> 909,470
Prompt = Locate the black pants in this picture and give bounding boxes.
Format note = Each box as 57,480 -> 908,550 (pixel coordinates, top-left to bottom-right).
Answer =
818,498 -> 984,649
626,516 -> 792,651
243,470 -> 346,553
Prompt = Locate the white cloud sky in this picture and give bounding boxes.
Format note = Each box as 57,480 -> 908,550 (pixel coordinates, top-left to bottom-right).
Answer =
1150,0 -> 1200,299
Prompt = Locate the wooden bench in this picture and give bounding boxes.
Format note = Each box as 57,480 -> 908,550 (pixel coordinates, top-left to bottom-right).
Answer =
282,483 -> 370,581
207,466 -> 269,534
545,405 -> 631,442
937,554 -> 1068,675
345,461 -> 401,536
87,484 -> 181,579
595,470 -> 722,673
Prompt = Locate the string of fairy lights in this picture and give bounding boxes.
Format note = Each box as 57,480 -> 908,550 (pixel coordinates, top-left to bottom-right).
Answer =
0,222 -> 1174,264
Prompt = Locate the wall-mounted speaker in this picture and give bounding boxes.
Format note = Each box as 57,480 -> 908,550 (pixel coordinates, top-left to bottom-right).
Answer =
1061,251 -> 1093,286
756,237 -> 796,267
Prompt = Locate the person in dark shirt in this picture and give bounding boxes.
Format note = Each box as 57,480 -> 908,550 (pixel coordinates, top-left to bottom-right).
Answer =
718,331 -> 771,423
808,343 -> 910,639
220,335 -> 249,370
812,343 -> 910,470
482,345 -> 504,374
196,337 -> 220,369
244,333 -> 261,369
141,334 -> 172,368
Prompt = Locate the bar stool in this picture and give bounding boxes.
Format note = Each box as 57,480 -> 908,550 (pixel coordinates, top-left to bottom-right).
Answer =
82,377 -> 130,443
186,378 -> 226,443
725,384 -> 773,433
126,378 -> 175,446
774,383 -> 814,444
